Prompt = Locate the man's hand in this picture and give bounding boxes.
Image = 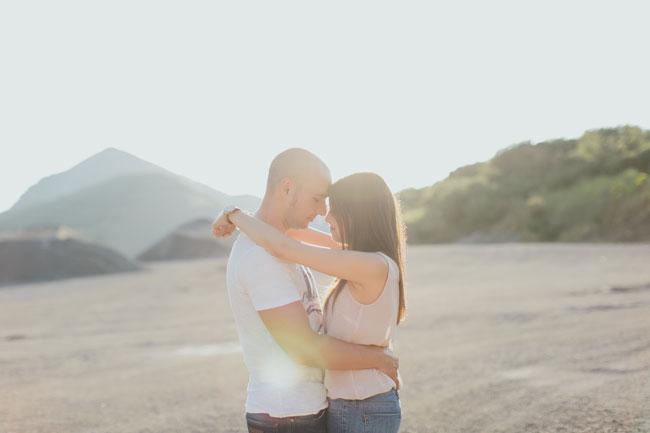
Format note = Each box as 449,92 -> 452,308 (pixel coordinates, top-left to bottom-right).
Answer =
376,347 -> 401,390
211,211 -> 236,238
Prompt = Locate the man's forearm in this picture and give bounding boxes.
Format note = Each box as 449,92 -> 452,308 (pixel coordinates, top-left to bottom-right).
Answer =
295,333 -> 384,370
256,298 -> 390,372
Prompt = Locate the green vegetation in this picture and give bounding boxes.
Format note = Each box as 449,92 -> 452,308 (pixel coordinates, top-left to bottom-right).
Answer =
400,126 -> 650,243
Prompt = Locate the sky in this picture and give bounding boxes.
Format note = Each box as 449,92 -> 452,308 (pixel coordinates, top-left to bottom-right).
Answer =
1,1 -> 649,213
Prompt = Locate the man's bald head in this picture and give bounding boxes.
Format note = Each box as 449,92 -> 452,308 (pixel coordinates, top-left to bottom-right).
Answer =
266,148 -> 330,194
263,148 -> 331,230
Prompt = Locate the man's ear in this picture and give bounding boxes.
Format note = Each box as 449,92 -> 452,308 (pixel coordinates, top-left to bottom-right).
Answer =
280,178 -> 294,196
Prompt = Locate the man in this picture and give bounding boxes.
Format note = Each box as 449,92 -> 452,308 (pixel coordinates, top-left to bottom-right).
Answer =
214,149 -> 398,433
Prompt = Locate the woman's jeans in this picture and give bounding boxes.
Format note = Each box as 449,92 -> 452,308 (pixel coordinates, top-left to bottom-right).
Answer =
327,389 -> 401,433
245,408 -> 327,433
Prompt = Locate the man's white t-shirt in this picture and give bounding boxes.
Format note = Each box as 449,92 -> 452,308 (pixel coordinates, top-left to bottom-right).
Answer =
226,233 -> 327,417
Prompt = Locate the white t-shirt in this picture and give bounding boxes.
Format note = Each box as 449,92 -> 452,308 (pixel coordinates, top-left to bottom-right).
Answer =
226,233 -> 327,417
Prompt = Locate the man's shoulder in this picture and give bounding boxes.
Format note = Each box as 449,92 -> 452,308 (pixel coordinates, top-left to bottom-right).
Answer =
230,234 -> 292,273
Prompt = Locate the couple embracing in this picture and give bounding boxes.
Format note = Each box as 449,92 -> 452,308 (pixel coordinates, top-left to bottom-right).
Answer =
212,148 -> 407,433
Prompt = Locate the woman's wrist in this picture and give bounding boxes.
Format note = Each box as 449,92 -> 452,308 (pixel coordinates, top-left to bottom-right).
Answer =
223,206 -> 241,224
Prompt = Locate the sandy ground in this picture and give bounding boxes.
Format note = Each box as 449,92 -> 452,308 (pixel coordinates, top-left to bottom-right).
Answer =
1,244 -> 650,433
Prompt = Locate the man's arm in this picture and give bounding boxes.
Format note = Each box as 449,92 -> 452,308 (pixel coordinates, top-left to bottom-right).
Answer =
258,301 -> 398,382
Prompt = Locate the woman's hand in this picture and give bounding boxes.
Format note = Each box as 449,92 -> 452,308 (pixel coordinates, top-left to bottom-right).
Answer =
211,211 -> 236,238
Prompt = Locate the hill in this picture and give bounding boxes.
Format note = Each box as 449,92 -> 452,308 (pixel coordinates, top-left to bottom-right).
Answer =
138,219 -> 234,262
400,126 -> 650,243
0,226 -> 138,286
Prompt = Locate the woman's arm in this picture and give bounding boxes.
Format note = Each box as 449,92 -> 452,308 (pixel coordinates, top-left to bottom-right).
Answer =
286,227 -> 341,249
226,211 -> 386,287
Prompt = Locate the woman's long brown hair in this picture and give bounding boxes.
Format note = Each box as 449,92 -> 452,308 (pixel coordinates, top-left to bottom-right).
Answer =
323,172 -> 407,325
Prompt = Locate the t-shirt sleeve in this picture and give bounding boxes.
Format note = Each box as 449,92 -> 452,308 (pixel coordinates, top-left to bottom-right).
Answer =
237,248 -> 301,311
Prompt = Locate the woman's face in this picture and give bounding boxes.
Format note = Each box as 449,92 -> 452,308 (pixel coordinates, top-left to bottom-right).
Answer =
325,210 -> 341,243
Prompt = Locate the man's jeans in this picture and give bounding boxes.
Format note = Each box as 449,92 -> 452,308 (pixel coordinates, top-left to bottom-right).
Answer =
245,408 -> 327,433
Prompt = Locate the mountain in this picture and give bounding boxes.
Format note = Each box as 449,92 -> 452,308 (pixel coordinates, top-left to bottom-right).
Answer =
138,218 -> 234,262
11,147 -> 163,211
0,226 -> 139,286
400,125 -> 650,243
10,147 -> 258,212
0,148 -> 260,257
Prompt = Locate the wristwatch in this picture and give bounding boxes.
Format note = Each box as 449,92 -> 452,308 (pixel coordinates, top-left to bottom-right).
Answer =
222,205 -> 241,224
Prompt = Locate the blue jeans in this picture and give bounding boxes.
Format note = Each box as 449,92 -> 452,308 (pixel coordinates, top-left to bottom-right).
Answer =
245,408 -> 327,433
327,389 -> 401,433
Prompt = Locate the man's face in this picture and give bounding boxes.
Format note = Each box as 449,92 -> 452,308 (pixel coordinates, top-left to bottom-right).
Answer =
283,168 -> 331,230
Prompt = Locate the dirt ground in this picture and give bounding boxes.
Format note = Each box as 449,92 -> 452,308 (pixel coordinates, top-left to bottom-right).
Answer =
1,244 -> 649,433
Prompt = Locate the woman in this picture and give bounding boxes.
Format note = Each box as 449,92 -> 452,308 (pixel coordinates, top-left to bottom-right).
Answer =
214,172 -> 406,433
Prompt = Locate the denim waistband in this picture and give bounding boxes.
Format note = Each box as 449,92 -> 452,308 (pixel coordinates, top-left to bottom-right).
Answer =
246,407 -> 327,423
328,387 -> 399,404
